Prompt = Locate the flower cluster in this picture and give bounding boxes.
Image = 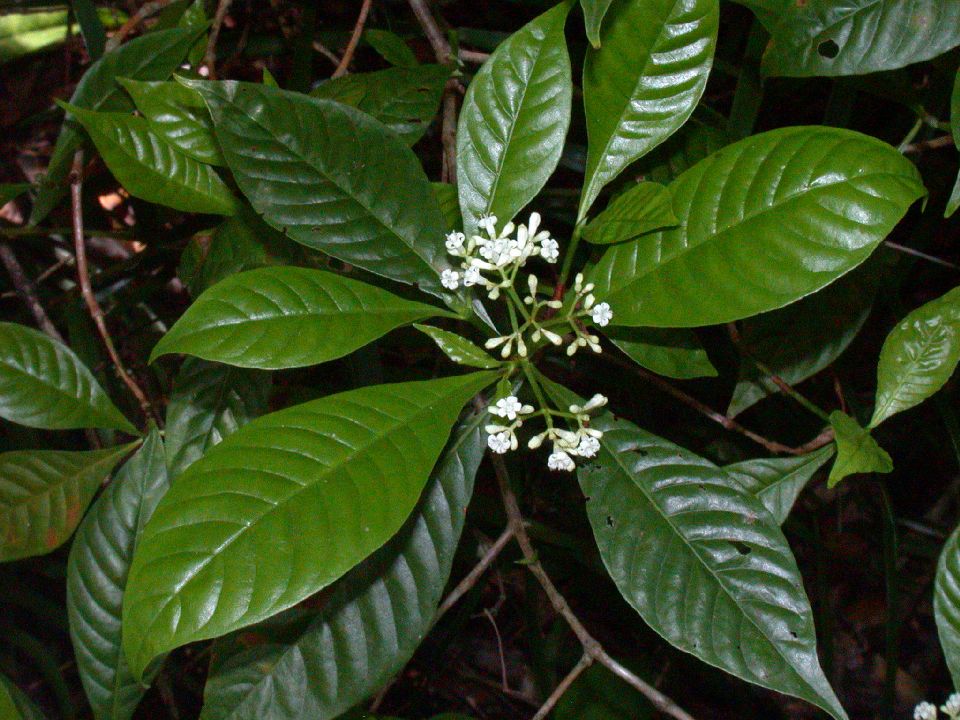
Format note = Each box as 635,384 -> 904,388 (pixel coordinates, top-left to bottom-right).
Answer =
915,694 -> 960,720
485,393 -> 607,472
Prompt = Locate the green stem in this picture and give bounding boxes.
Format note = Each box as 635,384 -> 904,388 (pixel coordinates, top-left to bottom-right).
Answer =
751,355 -> 831,422
521,361 -> 553,428
558,223 -> 584,290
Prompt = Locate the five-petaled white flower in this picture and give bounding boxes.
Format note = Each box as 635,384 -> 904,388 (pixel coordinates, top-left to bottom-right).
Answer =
540,237 -> 559,263
943,694 -> 960,718
916,702 -> 939,720
547,449 -> 576,472
490,395 -> 532,421
591,302 -> 613,327
445,231 -> 465,254
488,431 -> 512,454
576,436 -> 600,458
441,269 -> 460,290
463,266 -> 482,287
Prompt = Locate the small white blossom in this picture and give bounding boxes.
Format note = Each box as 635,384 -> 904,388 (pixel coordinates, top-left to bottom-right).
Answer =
490,396 -> 532,421
576,435 -> 600,458
463,266 -> 482,287
591,302 -> 613,327
441,269 -> 460,290
478,215 -> 499,237
488,431 -> 512,454
547,449 -> 576,472
916,702 -> 939,720
582,393 -> 608,411
540,238 -> 559,263
445,231 -> 466,254
943,694 -> 960,717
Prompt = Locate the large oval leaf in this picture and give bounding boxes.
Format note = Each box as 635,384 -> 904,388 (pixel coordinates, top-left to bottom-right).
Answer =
67,429 -> 169,720
122,371 -> 497,679
741,0 -> 960,78
151,267 -> 452,369
0,322 -> 135,433
579,0 -> 718,219
869,286 -> 960,428
540,377 -> 847,720
605,326 -> 716,379
582,181 -> 677,246
200,407 -> 487,720
935,523 -> 960,690
183,79 -> 459,305
30,26 -> 206,225
0,444 -> 133,562
588,126 -> 926,327
456,2 -> 572,236
164,359 -> 271,479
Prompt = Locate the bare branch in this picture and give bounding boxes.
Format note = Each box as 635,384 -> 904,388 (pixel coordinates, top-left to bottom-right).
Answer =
901,134 -> 955,154
332,0 -> 373,78
105,0 -> 177,52
0,243 -> 64,342
531,654 -> 592,720
204,0 -> 235,79
436,525 -> 515,620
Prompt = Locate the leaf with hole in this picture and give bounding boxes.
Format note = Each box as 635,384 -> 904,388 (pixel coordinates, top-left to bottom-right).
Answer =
67,428 -> 169,720
457,2 -> 572,236
870,286 -> 960,428
151,267 -> 452,369
0,444 -> 134,562
935,522 -> 960,690
186,79 -> 461,306
583,181 -> 677,245
606,326 -> 716,379
828,411 -> 892,487
539,377 -> 847,720
588,126 -> 925,327
415,324 -> 502,369
200,407 -> 487,720
0,321 -> 136,433
121,371 -> 497,680
580,0 -> 719,219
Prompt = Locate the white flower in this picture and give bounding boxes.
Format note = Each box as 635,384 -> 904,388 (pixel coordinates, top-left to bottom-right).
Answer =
478,215 -> 499,237
583,393 -> 608,411
540,238 -> 559,263
441,269 -> 460,290
591,302 -> 613,327
547,449 -> 576,472
916,702 -> 939,720
490,396 -> 532,421
576,435 -> 600,458
488,431 -> 512,454
445,231 -> 465,254
943,694 -> 960,717
463,266 -> 482,287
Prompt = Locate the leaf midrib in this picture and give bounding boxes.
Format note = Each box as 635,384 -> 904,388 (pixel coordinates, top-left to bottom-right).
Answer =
0,357 -> 102,421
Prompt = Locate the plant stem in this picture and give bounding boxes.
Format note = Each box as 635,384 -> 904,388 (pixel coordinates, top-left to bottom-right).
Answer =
204,0 -> 235,79
531,653 -> 593,720
557,223 -> 583,292
332,0 -> 372,78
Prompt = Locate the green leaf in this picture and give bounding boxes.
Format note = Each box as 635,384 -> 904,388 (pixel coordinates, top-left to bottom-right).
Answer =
870,287 -> 960,428
0,321 -> 136,433
71,0 -> 107,60
606,326 -> 717,379
729,269 -> 876,417
60,103 -> 236,215
122,371 -> 497,679
118,78 -> 224,165
580,0 -> 719,219
200,407 -> 487,720
582,181 -> 677,245
0,8 -> 123,63
164,359 -> 270,479
589,126 -> 926,327
457,2 -> 572,236
433,182 -> 461,231
415,324 -> 502,369
0,674 -> 44,720
0,183 -> 31,206
935,522 -> 960,690
0,444 -> 134,562
724,446 -> 835,524
742,0 -> 960,78
828,410 -> 892,488
67,429 -> 169,720
364,29 -> 419,67
186,79 -> 460,305
581,0 -> 615,48
946,71 -> 960,219
151,267 -> 452,369
539,379 -> 847,720
310,64 -> 449,146
636,118 -> 730,185
30,26 -> 206,225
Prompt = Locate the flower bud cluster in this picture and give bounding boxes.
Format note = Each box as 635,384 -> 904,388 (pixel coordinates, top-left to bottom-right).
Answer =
915,694 -> 960,720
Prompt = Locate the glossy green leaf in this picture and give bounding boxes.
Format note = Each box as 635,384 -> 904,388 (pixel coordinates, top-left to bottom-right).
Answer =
637,119 -> 729,185
0,680 -> 15,720
67,429 -> 169,720
164,359 -> 271,479
30,26 -> 206,225
581,0 -> 615,48
364,29 -> 418,67
828,411 -> 892,487
0,674 -> 44,720
0,321 -> 136,433
0,9 -> 122,63
724,446 -> 835,524
870,287 -> 960,428
589,126 -> 926,327
415,324 -> 502,369
0,444 -> 133,562
741,0 -> 960,78
187,79 -> 460,305
433,182 -> 461,232
606,326 -> 716,379
580,0 -> 719,219
540,379 -> 846,720
935,522 -> 960,689
583,181 -> 677,245
122,371 -> 497,679
946,71 -> 960,219
61,103 -> 236,215
729,269 -> 876,417
151,267 -> 451,369
457,2 -> 572,236
200,407 -> 487,720
119,78 -> 224,165
310,64 -> 449,146
0,183 -> 31,206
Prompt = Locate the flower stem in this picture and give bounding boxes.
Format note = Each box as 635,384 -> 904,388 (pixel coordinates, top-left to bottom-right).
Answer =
558,223 -> 584,291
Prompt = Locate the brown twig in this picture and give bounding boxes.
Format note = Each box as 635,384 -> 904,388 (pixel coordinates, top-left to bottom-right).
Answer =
531,653 -> 593,720
491,454 -> 698,720
69,151 -> 155,426
436,525 -> 515,620
460,48 -> 490,63
0,243 -> 64,342
204,0 -> 235,79
104,0 -> 177,51
332,0 -> 372,78
901,134 -> 955,154
312,40 -> 342,68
